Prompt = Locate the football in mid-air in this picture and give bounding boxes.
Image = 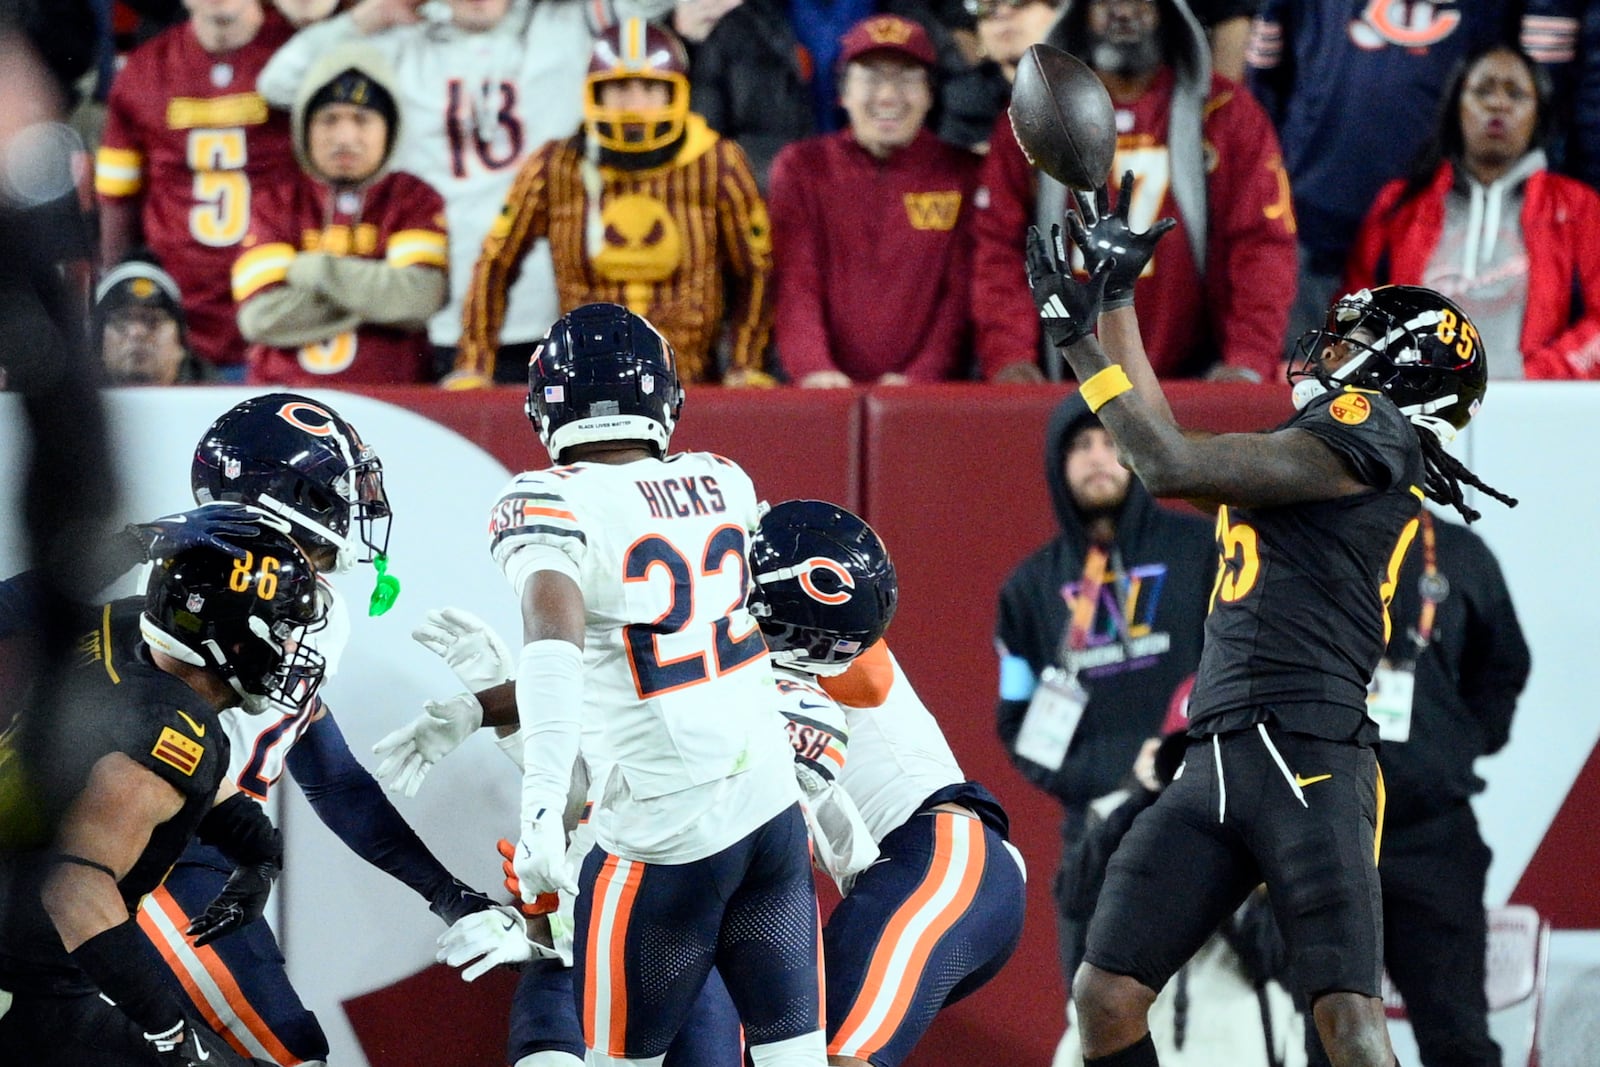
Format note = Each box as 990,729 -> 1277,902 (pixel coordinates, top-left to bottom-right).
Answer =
1007,44 -> 1116,190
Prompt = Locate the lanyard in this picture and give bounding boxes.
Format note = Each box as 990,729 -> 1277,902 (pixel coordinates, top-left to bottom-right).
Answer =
1409,510 -> 1440,657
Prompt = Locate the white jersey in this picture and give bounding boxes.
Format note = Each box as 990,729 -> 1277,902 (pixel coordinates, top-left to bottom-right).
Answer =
221,578 -> 350,800
830,647 -> 966,844
490,452 -> 794,863
258,0 -> 666,347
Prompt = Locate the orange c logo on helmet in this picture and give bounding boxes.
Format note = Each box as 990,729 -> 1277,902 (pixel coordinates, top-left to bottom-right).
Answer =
797,557 -> 855,605
276,401 -> 337,436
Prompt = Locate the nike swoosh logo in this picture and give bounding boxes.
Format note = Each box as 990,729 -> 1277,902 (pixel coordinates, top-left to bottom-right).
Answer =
1295,773 -> 1332,787
797,700 -> 833,712
176,710 -> 206,738
194,1039 -> 210,1061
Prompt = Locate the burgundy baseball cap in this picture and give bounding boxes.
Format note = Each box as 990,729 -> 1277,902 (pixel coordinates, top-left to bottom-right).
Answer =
837,14 -> 938,70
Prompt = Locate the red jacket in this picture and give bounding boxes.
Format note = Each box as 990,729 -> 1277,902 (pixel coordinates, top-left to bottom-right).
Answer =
769,128 -> 980,382
1346,163 -> 1600,379
971,69 -> 1297,381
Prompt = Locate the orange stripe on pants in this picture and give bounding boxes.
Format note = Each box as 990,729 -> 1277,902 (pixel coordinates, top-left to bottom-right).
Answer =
139,886 -> 300,1065
829,815 -> 986,1059
583,854 -> 644,1055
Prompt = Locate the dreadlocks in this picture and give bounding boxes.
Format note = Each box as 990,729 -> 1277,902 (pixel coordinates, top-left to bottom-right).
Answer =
1417,430 -> 1518,523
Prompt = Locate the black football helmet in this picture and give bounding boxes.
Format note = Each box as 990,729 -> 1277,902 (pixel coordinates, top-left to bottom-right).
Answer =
140,512 -> 327,714
1288,285 -> 1488,444
525,303 -> 685,462
191,393 -> 391,573
747,500 -> 898,675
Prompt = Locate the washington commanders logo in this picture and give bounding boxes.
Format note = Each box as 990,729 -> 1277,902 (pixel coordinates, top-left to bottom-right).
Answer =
1349,1 -> 1461,50
797,557 -> 855,605
1329,392 -> 1373,426
904,191 -> 962,232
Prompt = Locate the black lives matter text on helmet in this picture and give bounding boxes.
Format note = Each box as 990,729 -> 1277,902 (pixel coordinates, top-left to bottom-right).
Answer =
191,392 -> 392,573
747,500 -> 899,675
139,513 -> 329,714
524,302 -> 686,462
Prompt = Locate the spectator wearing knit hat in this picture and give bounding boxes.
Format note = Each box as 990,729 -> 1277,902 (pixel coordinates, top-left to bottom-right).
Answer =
232,42 -> 448,384
95,256 -> 208,386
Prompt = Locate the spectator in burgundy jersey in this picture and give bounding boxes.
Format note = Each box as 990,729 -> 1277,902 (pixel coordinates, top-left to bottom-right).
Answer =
233,43 -> 448,383
95,0 -> 299,380
769,14 -> 981,385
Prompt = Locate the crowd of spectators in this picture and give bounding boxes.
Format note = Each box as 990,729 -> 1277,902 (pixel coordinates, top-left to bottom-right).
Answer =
11,0 -> 1600,387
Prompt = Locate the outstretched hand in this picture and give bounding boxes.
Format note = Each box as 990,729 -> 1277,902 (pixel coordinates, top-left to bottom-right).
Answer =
1068,170 -> 1177,309
1025,223 -> 1110,349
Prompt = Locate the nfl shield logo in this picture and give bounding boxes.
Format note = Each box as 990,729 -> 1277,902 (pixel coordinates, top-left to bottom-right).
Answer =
641,373 -> 655,395
544,385 -> 565,403
186,593 -> 205,612
224,458 -> 241,479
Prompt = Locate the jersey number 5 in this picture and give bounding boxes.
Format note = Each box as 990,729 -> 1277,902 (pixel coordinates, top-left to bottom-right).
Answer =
187,129 -> 250,247
623,525 -> 766,698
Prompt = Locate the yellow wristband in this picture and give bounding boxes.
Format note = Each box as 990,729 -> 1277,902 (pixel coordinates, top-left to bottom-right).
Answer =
1079,365 -> 1133,413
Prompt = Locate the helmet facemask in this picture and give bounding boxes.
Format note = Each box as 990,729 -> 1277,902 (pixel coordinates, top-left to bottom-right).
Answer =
1287,287 -> 1487,445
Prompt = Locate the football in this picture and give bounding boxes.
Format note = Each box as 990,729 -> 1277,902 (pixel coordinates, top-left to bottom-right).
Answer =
1007,43 -> 1117,190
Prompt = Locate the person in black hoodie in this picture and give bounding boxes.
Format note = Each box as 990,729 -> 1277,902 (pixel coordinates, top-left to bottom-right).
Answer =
994,390 -> 1215,983
1307,510 -> 1530,1067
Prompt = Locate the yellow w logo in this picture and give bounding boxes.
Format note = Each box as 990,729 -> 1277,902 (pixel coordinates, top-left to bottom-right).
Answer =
903,191 -> 962,232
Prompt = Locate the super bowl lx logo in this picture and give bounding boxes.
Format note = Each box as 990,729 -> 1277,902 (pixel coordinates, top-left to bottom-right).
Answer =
798,557 -> 854,605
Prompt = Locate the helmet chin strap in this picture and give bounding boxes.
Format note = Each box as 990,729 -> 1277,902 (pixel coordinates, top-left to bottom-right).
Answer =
1293,348 -> 1373,410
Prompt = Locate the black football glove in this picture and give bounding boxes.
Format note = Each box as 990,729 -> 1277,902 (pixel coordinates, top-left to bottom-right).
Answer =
1068,170 -> 1177,310
429,877 -> 498,927
127,502 -> 286,563
186,860 -> 279,947
1026,222 -> 1110,349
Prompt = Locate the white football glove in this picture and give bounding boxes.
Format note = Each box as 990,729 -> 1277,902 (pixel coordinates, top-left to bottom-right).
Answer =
413,607 -> 515,693
436,904 -> 557,982
371,692 -> 484,797
513,813 -> 579,900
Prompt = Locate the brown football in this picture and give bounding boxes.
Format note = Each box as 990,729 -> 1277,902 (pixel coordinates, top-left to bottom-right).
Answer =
1007,43 -> 1116,190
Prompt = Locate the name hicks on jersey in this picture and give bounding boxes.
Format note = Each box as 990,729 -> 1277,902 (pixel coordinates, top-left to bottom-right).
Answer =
636,476 -> 727,519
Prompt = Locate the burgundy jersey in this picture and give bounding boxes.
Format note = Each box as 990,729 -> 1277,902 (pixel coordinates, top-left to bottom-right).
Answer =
96,12 -> 297,367
232,170 -> 448,384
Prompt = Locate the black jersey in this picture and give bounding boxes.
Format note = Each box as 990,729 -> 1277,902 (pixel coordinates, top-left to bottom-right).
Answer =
1187,388 -> 1425,742
0,597 -> 229,993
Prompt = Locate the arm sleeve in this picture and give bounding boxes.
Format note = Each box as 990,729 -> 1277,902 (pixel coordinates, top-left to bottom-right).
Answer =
456,147 -> 552,379
714,140 -> 775,373
284,711 -> 461,905
1203,89 -> 1298,379
767,143 -> 840,379
237,284 -> 363,346
257,14 -> 365,108
287,255 -> 448,328
1456,534 -> 1531,755
970,117 -> 1044,378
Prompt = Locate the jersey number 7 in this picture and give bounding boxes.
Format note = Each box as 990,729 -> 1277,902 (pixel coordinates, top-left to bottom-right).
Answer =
623,525 -> 766,698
